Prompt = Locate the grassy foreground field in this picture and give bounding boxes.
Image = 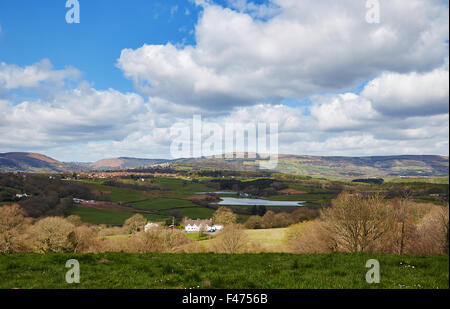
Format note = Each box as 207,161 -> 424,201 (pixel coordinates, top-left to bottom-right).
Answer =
0,253 -> 447,289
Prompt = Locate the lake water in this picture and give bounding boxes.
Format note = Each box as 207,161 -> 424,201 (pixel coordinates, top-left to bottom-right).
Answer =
197,192 -> 237,195
216,197 -> 305,207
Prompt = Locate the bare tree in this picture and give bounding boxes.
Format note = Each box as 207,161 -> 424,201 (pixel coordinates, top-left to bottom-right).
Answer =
212,207 -> 237,226
71,225 -> 98,253
0,204 -> 30,253
28,217 -> 75,253
321,192 -> 393,252
124,214 -> 147,234
416,205 -> 449,254
212,224 -> 248,253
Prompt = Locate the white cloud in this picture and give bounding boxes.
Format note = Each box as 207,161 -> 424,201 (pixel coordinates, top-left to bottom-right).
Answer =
310,93 -> 380,131
0,83 -> 148,150
1,1 -> 449,161
0,59 -> 80,91
117,0 -> 448,110
361,65 -> 449,117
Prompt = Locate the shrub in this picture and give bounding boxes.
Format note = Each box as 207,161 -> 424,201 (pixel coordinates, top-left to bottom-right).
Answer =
288,220 -> 336,253
415,205 -> 449,254
130,227 -> 191,253
124,214 -> 147,234
212,207 -> 237,225
211,224 -> 248,253
0,204 -> 30,253
71,225 -> 98,253
244,216 -> 263,229
28,217 -> 75,253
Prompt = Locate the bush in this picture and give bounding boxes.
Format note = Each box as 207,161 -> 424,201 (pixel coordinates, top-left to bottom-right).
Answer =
244,216 -> 263,229
288,220 -> 336,253
28,217 -> 75,253
71,226 -> 98,253
212,207 -> 237,225
124,214 -> 147,234
0,204 -> 30,253
130,227 -> 191,253
211,224 -> 248,253
415,205 -> 449,254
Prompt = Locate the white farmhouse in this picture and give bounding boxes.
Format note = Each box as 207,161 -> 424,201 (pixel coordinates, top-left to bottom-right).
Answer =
184,219 -> 223,233
144,222 -> 159,232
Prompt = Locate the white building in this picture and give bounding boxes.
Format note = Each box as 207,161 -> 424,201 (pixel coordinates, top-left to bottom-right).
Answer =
15,193 -> 29,199
144,222 -> 159,232
184,219 -> 223,233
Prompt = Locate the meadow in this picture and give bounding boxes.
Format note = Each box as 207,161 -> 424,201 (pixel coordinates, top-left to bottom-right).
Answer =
0,253 -> 447,289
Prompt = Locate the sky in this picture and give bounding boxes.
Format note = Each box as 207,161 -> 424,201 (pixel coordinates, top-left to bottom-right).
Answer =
0,0 -> 449,162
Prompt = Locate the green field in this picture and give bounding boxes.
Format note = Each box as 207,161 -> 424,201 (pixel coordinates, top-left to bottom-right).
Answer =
0,253 -> 447,289
70,178 -> 219,222
70,207 -> 170,225
245,228 -> 288,251
130,198 -> 199,210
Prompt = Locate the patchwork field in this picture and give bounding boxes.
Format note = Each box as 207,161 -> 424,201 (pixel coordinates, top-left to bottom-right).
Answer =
70,207 -> 170,225
1,253 -> 447,289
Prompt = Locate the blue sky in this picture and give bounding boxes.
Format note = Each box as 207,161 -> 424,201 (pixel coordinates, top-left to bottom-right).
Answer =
0,0 -> 448,161
0,0 -> 200,92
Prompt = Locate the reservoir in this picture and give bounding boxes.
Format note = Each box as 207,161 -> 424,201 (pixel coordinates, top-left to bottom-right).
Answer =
216,197 -> 305,206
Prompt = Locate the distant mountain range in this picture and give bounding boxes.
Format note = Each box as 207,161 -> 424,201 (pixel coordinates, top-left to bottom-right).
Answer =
0,152 -> 448,179
0,152 -> 170,172
176,154 -> 449,179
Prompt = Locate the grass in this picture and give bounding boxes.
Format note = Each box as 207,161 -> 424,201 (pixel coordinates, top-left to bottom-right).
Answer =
69,207 -> 169,225
244,228 -> 288,251
159,207 -> 215,219
0,253 -> 447,289
72,179 -> 217,222
185,233 -> 210,241
130,198 -> 198,211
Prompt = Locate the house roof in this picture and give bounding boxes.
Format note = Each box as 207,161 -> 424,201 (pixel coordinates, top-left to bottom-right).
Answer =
185,219 -> 212,226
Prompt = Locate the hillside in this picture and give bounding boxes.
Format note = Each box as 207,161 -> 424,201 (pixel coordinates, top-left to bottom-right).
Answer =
175,154 -> 449,179
0,153 -> 170,172
0,152 -> 67,172
0,152 -> 448,179
90,157 -> 169,170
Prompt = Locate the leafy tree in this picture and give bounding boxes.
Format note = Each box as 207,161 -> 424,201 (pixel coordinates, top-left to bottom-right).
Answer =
124,214 -> 147,234
212,207 -> 237,225
28,217 -> 75,253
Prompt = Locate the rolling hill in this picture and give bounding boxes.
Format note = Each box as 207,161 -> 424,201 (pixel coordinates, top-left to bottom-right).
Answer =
0,152 -> 448,179
89,157 -> 169,170
0,152 -> 68,172
0,153 -> 170,172
175,154 -> 449,179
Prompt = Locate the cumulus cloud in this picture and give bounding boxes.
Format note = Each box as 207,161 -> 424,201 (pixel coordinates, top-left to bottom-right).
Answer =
117,0 -> 448,110
0,83 -> 148,150
361,65 -> 449,117
0,59 -> 81,91
310,93 -> 380,131
1,1 -> 449,160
